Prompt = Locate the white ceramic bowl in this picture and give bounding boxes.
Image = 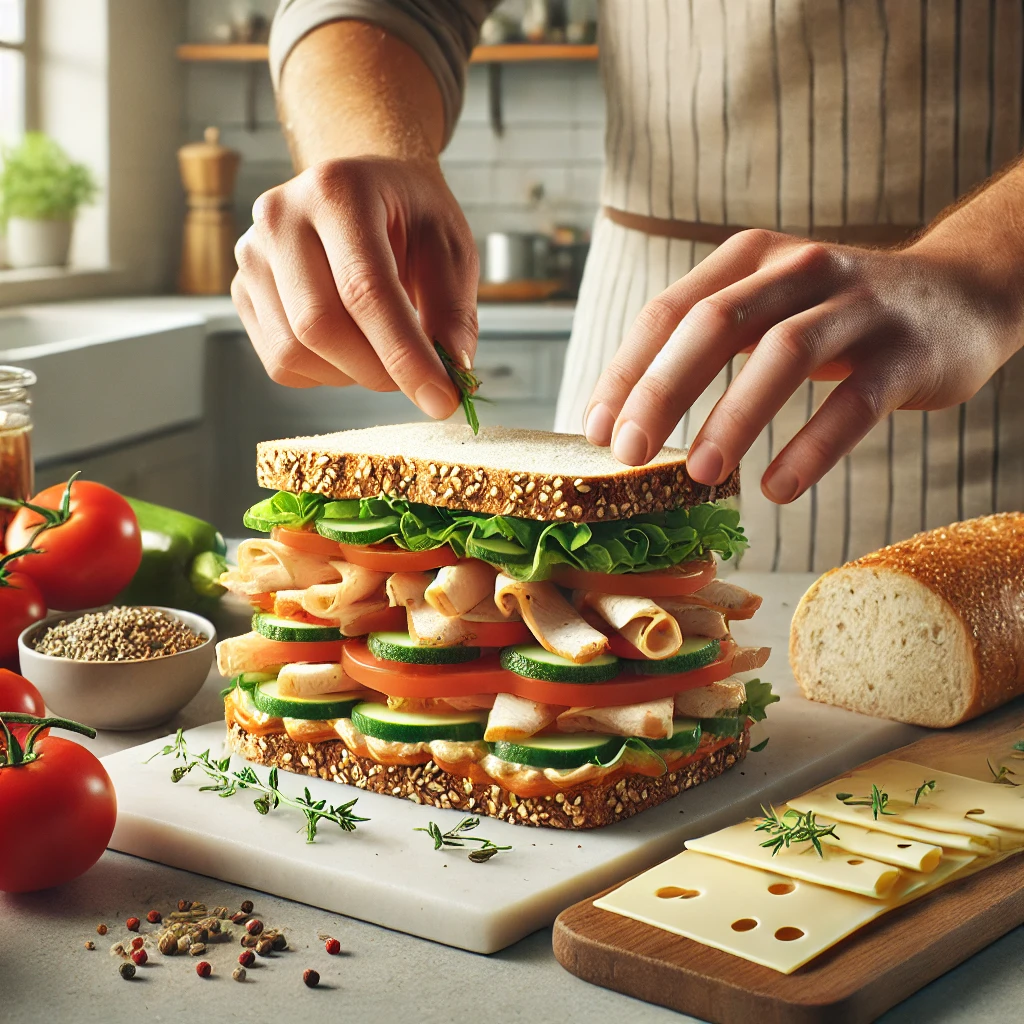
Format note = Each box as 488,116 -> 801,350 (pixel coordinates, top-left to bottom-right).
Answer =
18,606 -> 217,731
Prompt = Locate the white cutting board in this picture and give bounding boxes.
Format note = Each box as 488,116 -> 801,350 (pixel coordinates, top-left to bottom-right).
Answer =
102,573 -> 922,954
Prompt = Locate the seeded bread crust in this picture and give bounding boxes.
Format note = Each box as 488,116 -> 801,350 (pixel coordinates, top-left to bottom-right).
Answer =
255,423 -> 740,523
226,721 -> 749,830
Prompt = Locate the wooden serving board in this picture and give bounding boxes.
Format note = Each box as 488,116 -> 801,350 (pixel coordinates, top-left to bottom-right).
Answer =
553,698 -> 1024,1024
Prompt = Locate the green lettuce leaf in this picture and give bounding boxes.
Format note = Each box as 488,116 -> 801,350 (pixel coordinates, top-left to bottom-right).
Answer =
591,737 -> 668,775
700,679 -> 780,739
243,490 -> 748,582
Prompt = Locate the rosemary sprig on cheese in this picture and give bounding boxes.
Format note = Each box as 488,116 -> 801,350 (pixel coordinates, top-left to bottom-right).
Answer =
414,815 -> 512,862
755,806 -> 839,858
987,759 -> 1020,786
835,784 -> 897,820
914,779 -> 937,804
147,729 -> 368,842
434,341 -> 487,435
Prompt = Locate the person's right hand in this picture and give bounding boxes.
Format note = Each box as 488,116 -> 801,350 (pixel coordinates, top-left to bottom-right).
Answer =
231,155 -> 479,419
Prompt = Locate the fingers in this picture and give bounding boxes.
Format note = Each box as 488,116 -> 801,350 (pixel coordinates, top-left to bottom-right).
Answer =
230,266 -> 336,389
411,219 -> 480,371
584,228 -> 786,447
607,240 -> 839,465
307,170 -> 460,419
685,292 -> 880,484
760,350 -> 914,503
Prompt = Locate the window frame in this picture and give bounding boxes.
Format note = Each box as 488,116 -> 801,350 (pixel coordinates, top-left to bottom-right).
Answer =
0,0 -> 38,144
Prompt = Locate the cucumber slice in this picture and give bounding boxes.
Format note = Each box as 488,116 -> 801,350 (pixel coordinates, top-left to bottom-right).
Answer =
242,509 -> 278,532
252,680 -> 364,720
490,733 -> 625,770
368,631 -> 481,665
315,515 -> 400,545
223,670 -> 279,699
351,702 -> 488,743
647,717 -> 703,753
625,637 -> 721,676
252,613 -> 341,643
499,644 -> 620,683
465,535 -> 532,565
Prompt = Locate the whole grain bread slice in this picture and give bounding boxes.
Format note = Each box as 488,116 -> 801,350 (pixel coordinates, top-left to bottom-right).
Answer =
255,422 -> 739,522
789,512 -> 1024,727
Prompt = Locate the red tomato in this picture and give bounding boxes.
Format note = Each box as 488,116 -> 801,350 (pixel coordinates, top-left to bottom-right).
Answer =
551,559 -> 717,597
0,668 -> 45,717
0,571 -> 46,668
0,734 -> 117,892
252,637 -> 345,663
342,638 -> 738,706
336,542 -> 458,573
5,478 -> 142,610
457,619 -> 533,648
271,527 -> 342,558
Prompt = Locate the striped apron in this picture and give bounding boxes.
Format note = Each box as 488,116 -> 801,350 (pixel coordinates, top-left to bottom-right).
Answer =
554,0 -> 1024,571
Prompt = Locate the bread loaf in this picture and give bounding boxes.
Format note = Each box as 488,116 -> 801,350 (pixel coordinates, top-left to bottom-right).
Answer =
790,512 -> 1024,727
255,423 -> 740,522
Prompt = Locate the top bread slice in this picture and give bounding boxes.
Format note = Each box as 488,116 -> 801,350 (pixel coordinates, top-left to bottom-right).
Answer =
255,422 -> 740,522
789,512 -> 1024,727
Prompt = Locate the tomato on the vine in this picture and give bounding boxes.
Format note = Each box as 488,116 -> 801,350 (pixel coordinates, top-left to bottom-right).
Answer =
0,549 -> 46,669
4,474 -> 141,610
0,712 -> 116,893
0,669 -> 45,718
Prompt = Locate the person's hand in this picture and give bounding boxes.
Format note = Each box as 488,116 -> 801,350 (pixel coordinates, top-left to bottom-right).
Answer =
231,156 -> 478,419
583,228 -> 1017,502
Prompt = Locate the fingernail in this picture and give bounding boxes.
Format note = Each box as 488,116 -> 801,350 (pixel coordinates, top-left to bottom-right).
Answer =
460,350 -> 473,370
584,404 -> 615,446
415,381 -> 456,419
763,464 -> 801,503
612,420 -> 651,466
686,440 -> 724,484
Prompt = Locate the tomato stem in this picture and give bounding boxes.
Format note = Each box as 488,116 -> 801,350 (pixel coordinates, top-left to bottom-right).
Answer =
0,470 -> 81,529
0,711 -> 98,768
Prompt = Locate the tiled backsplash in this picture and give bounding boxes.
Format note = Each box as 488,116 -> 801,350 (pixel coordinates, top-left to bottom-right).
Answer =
184,2 -> 605,239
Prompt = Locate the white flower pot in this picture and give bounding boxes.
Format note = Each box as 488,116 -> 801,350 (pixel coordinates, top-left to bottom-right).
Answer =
5,217 -> 73,269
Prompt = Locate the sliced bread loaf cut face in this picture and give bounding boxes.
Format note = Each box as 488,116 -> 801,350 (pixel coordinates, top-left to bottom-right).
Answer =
790,566 -> 974,727
256,422 -> 740,521
790,512 -> 1024,727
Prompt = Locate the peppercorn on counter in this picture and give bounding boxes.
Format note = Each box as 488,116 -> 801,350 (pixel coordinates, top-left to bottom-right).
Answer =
214,424 -> 777,829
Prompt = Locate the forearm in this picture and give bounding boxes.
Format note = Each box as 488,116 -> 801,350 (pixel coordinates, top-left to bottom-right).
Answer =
277,20 -> 446,169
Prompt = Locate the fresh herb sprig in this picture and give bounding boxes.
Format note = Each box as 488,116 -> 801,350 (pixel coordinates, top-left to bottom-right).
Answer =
914,779 -> 936,804
147,730 -> 368,842
434,341 -> 488,435
987,759 -> 1020,787
835,784 -> 896,820
755,806 -> 840,858
414,816 -> 512,863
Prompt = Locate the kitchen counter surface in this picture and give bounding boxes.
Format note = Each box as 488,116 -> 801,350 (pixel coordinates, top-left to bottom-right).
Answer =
2,575 -> 1022,1024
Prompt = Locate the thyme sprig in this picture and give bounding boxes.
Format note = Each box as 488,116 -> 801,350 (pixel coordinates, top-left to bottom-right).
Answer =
987,759 -> 1020,787
146,729 -> 368,842
914,779 -> 937,804
754,806 -> 840,858
835,784 -> 897,820
414,816 -> 512,863
434,341 -> 488,435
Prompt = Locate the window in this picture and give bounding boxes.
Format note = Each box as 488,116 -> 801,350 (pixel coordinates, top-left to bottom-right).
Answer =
0,0 -> 27,146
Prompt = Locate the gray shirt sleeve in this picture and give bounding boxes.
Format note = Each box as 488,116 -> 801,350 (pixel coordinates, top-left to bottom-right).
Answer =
269,0 -> 499,146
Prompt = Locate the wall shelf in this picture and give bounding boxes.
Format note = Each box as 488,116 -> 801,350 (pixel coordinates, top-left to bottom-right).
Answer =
176,42 -> 598,63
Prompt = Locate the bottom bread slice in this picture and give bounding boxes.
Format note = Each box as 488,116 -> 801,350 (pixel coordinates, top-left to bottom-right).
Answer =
226,721 -> 750,830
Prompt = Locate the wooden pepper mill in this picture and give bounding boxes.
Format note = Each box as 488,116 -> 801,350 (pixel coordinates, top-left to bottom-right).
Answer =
177,126 -> 241,294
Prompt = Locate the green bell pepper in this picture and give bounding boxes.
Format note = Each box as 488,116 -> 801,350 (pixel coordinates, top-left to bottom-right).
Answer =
116,497 -> 228,613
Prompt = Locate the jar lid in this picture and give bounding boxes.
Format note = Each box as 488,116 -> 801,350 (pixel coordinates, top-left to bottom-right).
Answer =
0,365 -> 37,395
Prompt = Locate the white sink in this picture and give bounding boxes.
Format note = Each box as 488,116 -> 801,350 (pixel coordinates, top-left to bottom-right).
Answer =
0,306 -> 207,462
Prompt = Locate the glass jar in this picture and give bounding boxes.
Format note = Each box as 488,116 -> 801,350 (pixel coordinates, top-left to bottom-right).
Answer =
0,366 -> 36,533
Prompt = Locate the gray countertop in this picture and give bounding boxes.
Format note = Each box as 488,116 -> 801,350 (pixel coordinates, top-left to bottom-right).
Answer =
3,589 -> 1023,1024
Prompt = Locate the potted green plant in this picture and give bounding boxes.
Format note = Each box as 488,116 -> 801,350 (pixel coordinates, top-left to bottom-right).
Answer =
0,133 -> 97,269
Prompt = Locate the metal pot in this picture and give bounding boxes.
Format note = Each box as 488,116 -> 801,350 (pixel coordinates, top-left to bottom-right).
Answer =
481,232 -> 551,282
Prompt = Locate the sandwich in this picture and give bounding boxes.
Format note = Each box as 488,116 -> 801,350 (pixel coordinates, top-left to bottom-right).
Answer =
216,423 -> 776,830
791,512 -> 1024,728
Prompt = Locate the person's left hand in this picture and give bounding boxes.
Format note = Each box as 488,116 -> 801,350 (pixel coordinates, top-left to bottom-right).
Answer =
581,227 -> 1018,503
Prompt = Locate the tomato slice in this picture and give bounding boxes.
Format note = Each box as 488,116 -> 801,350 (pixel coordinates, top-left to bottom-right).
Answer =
458,619 -> 533,648
342,638 -> 738,706
551,559 -> 717,597
271,526 -> 342,558
254,637 -> 345,663
336,542 -> 459,572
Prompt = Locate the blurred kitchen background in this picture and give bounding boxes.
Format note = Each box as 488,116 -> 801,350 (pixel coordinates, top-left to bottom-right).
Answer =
0,0 -> 602,532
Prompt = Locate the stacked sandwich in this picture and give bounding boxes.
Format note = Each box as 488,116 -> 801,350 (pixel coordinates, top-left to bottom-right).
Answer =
217,424 -> 776,829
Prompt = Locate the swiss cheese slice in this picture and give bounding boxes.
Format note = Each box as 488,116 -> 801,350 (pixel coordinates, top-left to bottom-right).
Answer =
686,818 -> 902,897
595,848 -> 977,974
814,816 -> 943,872
791,761 -> 1024,851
